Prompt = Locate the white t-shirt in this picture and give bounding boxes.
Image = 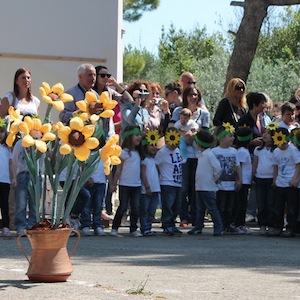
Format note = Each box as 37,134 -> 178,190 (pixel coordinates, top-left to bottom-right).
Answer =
195,148 -> 221,192
119,149 -> 141,186
237,147 -> 252,184
254,146 -> 274,179
273,144 -> 300,188
141,156 -> 161,194
212,146 -> 240,191
174,119 -> 199,132
277,120 -> 297,132
155,145 -> 182,187
0,144 -> 12,183
4,92 -> 40,115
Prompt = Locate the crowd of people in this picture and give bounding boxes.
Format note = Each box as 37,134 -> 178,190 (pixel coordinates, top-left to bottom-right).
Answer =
1,64 -> 300,239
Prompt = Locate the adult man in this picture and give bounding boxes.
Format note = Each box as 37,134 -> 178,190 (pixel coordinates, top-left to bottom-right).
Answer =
59,63 -> 97,124
180,72 -> 196,90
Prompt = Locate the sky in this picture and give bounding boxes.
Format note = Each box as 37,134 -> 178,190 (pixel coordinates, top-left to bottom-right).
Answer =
122,0 -> 239,53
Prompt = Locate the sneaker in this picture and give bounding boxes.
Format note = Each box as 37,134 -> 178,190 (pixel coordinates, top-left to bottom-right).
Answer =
95,227 -> 105,236
213,231 -> 224,236
68,216 -> 81,231
81,227 -> 92,236
101,211 -> 114,221
172,226 -> 183,235
280,229 -> 295,238
131,230 -> 142,237
187,227 -> 202,235
163,227 -> 174,236
245,214 -> 256,223
267,227 -> 282,237
226,225 -> 239,235
143,230 -> 156,236
110,229 -> 118,236
2,227 -> 11,237
259,226 -> 267,235
238,226 -> 253,235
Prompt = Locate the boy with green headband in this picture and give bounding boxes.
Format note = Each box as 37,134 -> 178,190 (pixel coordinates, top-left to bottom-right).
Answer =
212,123 -> 242,233
188,130 -> 223,236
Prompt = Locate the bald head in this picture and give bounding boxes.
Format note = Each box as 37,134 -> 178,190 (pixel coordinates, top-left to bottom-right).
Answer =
180,72 -> 196,90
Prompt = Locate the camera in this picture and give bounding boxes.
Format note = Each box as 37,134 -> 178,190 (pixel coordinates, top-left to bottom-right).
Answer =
138,91 -> 150,99
154,98 -> 162,105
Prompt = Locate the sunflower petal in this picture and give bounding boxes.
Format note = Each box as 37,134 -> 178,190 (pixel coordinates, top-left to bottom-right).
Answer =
74,145 -> 90,161
6,133 -> 16,147
58,127 -> 72,142
69,117 -> 84,131
85,91 -> 98,104
52,100 -> 64,111
76,100 -> 88,112
35,140 -> 47,153
104,100 -> 118,110
110,156 -> 121,165
22,135 -> 35,147
52,83 -> 64,95
99,110 -> 114,118
60,143 -> 72,155
19,121 -> 30,135
42,132 -> 56,141
42,95 -> 53,104
60,93 -> 73,103
82,125 -> 95,138
42,82 -> 51,95
84,137 -> 99,149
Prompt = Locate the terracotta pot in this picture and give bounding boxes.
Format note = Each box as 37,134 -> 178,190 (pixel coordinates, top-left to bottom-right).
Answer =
17,227 -> 80,282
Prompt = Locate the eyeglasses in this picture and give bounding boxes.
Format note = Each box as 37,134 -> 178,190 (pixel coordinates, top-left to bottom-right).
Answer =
188,81 -> 196,85
235,85 -> 245,91
139,88 -> 148,93
98,73 -> 111,78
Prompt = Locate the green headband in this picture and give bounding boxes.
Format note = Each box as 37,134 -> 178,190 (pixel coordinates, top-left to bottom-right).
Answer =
217,130 -> 230,140
293,137 -> 300,147
142,139 -> 149,146
237,133 -> 253,142
194,135 -> 212,148
124,127 -> 141,138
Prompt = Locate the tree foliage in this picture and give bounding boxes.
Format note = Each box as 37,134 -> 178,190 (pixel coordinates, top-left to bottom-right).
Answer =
123,0 -> 160,22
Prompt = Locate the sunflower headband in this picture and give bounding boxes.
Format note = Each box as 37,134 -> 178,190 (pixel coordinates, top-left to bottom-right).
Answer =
165,129 -> 180,146
123,127 -> 141,138
266,122 -> 279,131
217,122 -> 235,140
0,118 -> 7,129
194,135 -> 212,148
142,130 -> 160,146
272,130 -> 290,147
236,133 -> 253,142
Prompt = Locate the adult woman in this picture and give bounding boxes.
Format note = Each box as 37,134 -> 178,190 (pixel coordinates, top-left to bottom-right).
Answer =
213,78 -> 247,127
0,68 -> 40,117
171,85 -> 210,227
147,82 -> 163,131
120,80 -> 150,137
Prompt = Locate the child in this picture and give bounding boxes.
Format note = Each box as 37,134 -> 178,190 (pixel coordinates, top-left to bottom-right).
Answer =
110,125 -> 143,237
278,102 -> 298,131
139,130 -> 160,236
188,129 -> 223,236
269,127 -> 300,237
212,123 -> 242,233
174,108 -> 199,163
0,120 -> 13,236
234,126 -> 253,234
155,127 -> 183,236
80,159 -> 108,236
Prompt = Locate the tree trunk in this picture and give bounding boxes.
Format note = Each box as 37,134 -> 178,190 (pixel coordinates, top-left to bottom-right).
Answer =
225,0 -> 300,86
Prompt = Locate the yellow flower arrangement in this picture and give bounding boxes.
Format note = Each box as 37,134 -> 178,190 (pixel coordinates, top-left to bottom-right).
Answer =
145,129 -> 160,145
272,130 -> 288,147
7,82 -> 121,228
266,122 -> 279,131
222,122 -> 235,133
165,129 -> 180,146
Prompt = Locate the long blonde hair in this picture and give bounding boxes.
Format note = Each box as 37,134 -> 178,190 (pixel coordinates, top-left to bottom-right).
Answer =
224,78 -> 247,109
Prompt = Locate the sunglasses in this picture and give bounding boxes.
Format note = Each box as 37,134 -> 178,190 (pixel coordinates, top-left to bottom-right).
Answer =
188,81 -> 196,85
235,85 -> 245,91
139,88 -> 148,93
98,73 -> 111,78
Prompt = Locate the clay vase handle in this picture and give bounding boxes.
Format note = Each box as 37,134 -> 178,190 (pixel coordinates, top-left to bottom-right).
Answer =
16,233 -> 30,263
68,229 -> 80,258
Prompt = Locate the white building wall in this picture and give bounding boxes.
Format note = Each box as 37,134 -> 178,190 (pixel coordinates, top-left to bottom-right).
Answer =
0,0 -> 123,120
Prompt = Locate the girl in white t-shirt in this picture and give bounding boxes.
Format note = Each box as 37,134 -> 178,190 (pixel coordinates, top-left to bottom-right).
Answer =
0,120 -> 13,237
139,131 -> 161,236
234,126 -> 253,234
252,125 -> 276,235
110,125 -> 143,237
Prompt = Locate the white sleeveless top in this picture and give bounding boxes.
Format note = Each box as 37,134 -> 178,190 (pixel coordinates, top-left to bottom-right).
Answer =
4,92 -> 40,115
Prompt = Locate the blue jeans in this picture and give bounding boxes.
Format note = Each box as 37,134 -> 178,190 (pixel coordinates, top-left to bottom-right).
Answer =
180,158 -> 197,224
140,192 -> 159,233
81,183 -> 106,229
234,184 -> 250,226
254,177 -> 275,227
161,185 -> 181,229
195,191 -> 223,234
14,171 -> 37,231
112,185 -> 141,233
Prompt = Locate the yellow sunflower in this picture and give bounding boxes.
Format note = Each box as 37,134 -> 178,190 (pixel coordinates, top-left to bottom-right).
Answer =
39,82 -> 73,111
272,131 -> 287,147
57,116 -> 99,161
99,134 -> 122,175
145,130 -> 160,145
222,122 -> 235,133
76,91 -> 118,124
165,129 -> 180,146
266,122 -> 279,131
19,116 -> 56,153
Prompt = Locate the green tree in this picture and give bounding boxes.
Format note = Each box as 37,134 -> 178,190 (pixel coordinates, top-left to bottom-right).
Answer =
123,0 -> 160,22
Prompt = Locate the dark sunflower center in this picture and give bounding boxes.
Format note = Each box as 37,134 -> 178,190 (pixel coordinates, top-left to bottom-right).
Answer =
150,135 -> 155,141
89,102 -> 104,115
69,130 -> 85,146
170,135 -> 175,141
278,136 -> 282,141
30,129 -> 43,139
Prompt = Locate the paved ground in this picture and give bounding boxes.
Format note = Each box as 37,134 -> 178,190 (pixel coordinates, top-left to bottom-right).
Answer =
0,222 -> 300,300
